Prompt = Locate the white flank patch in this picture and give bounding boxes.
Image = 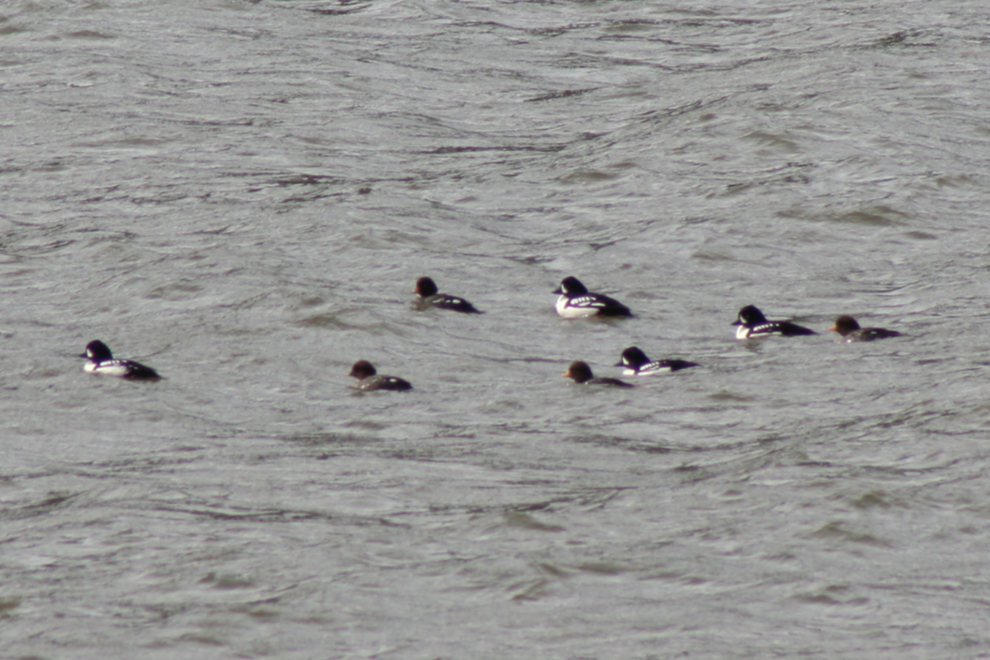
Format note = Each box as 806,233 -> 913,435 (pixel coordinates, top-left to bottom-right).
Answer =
737,323 -> 778,339
556,296 -> 599,318
637,364 -> 672,375
91,361 -> 132,377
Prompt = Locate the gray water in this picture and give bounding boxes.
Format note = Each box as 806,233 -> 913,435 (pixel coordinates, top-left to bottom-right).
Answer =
3,1 -> 990,658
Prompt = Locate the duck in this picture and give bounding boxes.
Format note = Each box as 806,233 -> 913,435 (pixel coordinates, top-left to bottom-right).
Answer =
81,340 -> 161,380
614,346 -> 699,376
348,360 -> 413,391
732,305 -> 816,339
412,276 -> 482,314
829,315 -> 901,342
562,361 -> 634,387
553,276 -> 632,319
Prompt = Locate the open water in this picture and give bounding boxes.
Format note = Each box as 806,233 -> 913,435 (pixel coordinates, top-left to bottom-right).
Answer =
3,1 -> 990,658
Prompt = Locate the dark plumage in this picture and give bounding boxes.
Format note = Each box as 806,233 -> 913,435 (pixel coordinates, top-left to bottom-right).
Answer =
830,315 -> 902,342
562,361 -> 634,387
348,360 -> 412,391
413,277 -> 482,314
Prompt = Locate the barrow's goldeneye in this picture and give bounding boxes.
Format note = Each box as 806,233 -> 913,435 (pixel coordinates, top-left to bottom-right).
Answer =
413,277 -> 482,314
732,305 -> 816,339
553,276 -> 631,319
614,346 -> 699,375
830,315 -> 901,342
81,340 -> 161,380
562,361 -> 634,387
348,360 -> 413,391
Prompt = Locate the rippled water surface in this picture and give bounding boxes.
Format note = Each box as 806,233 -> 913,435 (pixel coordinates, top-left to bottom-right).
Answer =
4,1 -> 990,658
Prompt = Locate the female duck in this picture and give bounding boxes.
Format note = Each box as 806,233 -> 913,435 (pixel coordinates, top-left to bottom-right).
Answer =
829,315 -> 901,342
348,360 -> 413,391
563,361 -> 634,387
